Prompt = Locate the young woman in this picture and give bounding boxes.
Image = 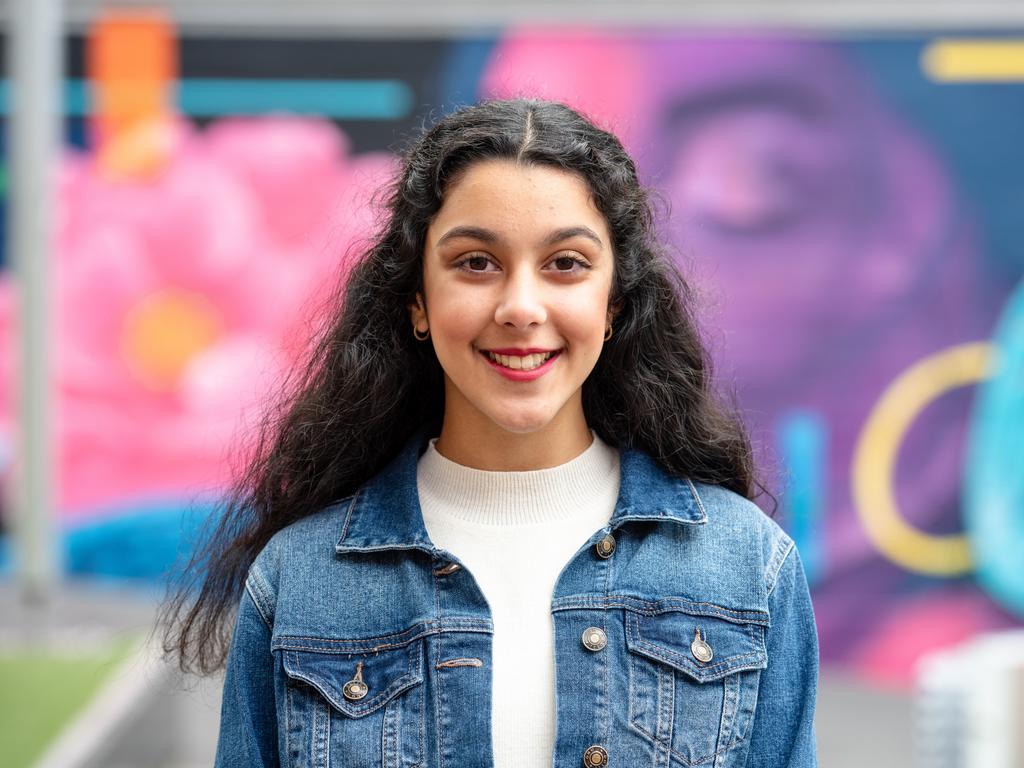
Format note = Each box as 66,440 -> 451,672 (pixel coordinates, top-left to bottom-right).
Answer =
164,98 -> 819,768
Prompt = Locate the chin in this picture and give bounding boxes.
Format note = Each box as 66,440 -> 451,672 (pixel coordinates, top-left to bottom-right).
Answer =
488,408 -> 557,435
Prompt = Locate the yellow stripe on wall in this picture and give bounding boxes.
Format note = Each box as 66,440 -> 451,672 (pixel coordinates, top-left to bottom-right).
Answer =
922,39 -> 1024,82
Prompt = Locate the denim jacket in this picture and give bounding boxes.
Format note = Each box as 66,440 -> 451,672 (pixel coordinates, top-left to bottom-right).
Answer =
216,430 -> 819,767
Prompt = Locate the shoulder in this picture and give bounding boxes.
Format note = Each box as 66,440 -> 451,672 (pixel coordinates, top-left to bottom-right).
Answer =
688,481 -> 786,542
244,497 -> 356,621
616,447 -> 795,599
255,496 -> 355,567
688,481 -> 796,598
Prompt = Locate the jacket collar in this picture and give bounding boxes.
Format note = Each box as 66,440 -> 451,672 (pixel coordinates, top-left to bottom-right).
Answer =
335,428 -> 707,554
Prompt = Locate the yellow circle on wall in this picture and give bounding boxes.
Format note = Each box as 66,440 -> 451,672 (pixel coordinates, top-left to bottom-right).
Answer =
852,342 -> 993,576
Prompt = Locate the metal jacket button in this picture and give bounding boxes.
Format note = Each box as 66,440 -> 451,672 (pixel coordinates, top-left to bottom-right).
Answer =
691,628 -> 713,663
433,562 -> 461,577
595,533 -> 616,559
342,661 -> 369,700
581,627 -> 607,651
583,745 -> 609,767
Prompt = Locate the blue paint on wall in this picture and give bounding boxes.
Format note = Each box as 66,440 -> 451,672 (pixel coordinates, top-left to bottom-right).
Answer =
778,409 -> 828,585
965,279 -> 1024,617
0,79 -> 414,119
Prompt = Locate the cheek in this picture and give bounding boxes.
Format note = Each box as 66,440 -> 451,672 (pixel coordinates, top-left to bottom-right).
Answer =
427,299 -> 493,364
557,293 -> 611,345
432,302 -> 486,342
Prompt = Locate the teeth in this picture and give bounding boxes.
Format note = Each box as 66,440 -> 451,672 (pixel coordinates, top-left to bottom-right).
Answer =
486,351 -> 555,371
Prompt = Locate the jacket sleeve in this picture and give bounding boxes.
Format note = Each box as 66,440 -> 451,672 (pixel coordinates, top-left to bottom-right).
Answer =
214,581 -> 280,768
744,541 -> 820,767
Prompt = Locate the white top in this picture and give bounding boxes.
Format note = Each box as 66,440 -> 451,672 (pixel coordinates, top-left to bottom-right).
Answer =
417,432 -> 621,768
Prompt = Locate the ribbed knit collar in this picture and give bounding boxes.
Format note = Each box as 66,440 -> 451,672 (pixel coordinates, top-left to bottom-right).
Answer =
416,432 -> 620,526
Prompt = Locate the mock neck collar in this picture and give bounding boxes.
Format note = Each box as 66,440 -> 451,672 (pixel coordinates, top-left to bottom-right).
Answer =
416,432 -> 620,525
335,427 -> 707,554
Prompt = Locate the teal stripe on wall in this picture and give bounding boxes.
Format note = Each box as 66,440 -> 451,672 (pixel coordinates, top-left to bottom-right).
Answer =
0,79 -> 413,119
778,409 -> 827,585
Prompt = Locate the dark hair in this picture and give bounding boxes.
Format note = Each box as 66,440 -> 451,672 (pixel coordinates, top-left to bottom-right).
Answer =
161,98 -> 766,674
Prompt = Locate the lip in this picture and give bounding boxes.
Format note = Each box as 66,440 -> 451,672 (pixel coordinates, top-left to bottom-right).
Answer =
485,347 -> 558,355
479,349 -> 562,382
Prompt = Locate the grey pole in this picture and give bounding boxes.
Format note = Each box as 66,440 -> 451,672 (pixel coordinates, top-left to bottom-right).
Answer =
7,0 -> 62,602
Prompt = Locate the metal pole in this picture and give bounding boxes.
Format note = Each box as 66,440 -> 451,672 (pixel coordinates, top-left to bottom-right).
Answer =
7,0 -> 62,602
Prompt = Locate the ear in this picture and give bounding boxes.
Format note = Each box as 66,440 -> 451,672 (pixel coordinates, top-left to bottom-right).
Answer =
409,292 -> 427,327
607,297 -> 623,323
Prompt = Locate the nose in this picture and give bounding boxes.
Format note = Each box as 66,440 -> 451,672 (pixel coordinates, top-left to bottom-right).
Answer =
493,268 -> 547,329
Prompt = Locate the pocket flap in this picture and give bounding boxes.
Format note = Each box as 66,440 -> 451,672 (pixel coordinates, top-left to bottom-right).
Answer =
280,637 -> 424,718
626,610 -> 767,683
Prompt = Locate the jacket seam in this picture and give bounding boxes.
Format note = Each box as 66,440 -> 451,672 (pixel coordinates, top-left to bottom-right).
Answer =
764,536 -> 795,598
244,566 -> 275,630
551,595 -> 769,625
600,524 -> 613,745
685,478 -> 708,520
336,490 -> 360,546
272,619 -> 493,653
432,547 -> 445,768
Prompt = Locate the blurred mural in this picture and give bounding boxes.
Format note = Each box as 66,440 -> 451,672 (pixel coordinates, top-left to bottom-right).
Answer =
0,16 -> 1022,688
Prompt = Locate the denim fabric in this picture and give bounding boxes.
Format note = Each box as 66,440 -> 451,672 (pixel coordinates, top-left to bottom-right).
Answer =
215,430 -> 819,767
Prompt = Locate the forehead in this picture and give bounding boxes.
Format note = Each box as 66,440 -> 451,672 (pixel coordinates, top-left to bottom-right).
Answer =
431,159 -> 608,233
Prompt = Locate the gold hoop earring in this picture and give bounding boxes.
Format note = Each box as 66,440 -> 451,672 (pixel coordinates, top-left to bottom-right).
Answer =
413,326 -> 430,341
604,324 -> 613,342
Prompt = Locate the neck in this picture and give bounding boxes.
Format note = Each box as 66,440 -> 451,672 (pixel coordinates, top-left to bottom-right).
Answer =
434,411 -> 594,471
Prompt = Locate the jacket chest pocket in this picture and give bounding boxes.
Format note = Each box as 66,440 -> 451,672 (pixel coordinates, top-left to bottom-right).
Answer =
625,610 -> 767,767
278,634 -> 426,768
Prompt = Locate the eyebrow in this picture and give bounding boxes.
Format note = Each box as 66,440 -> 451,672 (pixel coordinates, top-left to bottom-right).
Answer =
435,225 -> 604,250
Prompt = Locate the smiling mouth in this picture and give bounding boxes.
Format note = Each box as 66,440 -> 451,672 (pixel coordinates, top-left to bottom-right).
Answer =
481,350 -> 560,371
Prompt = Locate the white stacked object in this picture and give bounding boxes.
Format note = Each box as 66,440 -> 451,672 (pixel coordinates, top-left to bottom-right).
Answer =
915,629 -> 1024,768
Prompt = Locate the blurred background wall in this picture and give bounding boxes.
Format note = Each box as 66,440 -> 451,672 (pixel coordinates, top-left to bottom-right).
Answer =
1,1 -> 1023,766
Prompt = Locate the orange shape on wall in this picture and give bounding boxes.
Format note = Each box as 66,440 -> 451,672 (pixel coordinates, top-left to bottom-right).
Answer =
87,9 -> 178,180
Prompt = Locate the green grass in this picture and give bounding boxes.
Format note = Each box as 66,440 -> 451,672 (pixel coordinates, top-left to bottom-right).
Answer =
0,635 -> 139,768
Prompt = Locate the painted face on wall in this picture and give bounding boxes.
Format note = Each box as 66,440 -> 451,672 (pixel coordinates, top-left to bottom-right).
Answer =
412,159 -> 616,442
640,38 -> 965,390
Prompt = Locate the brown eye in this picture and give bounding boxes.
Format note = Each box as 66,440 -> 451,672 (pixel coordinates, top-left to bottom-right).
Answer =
547,253 -> 591,273
454,254 -> 498,273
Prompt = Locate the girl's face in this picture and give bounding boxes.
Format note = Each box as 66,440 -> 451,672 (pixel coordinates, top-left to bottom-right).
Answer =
413,159 -> 616,442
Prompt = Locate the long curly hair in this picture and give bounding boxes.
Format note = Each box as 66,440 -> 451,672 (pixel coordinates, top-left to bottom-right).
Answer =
161,98 -> 766,674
